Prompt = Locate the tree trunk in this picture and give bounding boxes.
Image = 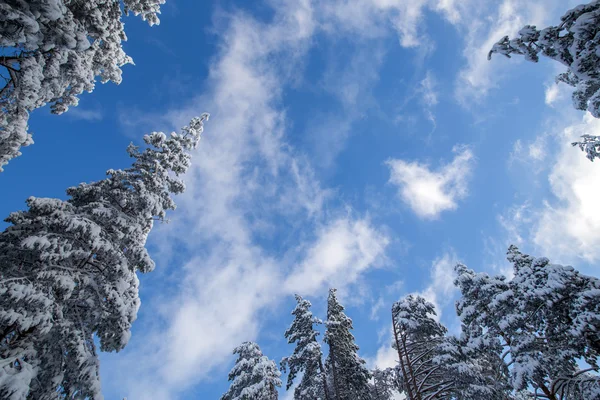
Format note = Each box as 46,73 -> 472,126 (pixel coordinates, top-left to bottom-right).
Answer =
329,343 -> 342,400
319,356 -> 332,400
401,335 -> 422,400
538,382 -> 558,400
392,311 -> 415,400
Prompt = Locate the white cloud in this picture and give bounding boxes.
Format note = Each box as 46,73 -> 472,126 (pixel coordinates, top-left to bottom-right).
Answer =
369,341 -> 398,370
370,296 -> 386,320
528,135 -> 547,161
508,133 -> 551,175
545,79 -> 575,108
386,146 -> 474,219
418,251 -> 459,318
499,113 -> 600,265
498,202 -> 533,248
545,83 -> 561,106
313,0 -> 580,106
160,245 -> 281,385
380,0 -> 429,48
419,71 -> 438,107
533,113 -> 600,263
369,0 -> 460,49
319,0 -> 460,50
284,217 -> 390,296
66,107 -> 103,121
101,2 -> 389,398
321,0 -> 582,106
418,70 -> 438,128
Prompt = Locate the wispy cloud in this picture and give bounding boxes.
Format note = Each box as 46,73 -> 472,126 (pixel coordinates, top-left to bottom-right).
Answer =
545,83 -> 562,106
508,133 -> 551,172
320,0 -> 458,51
284,217 -> 390,296
418,70 -> 438,129
418,251 -> 459,318
65,107 -> 103,121
544,69 -> 574,107
500,113 -> 600,265
313,0 -> 581,108
318,0 -> 577,107
386,146 -> 474,219
533,113 -> 600,263
309,42 -> 387,169
101,2 -> 389,399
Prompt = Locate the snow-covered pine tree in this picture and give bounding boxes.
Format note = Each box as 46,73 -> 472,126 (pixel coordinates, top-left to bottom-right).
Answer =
488,1 -> 600,119
0,0 -> 166,172
455,245 -> 600,399
368,368 -> 394,400
391,295 -> 454,400
221,342 -> 282,400
0,114 -> 209,399
435,334 -> 512,399
281,295 -> 330,400
324,288 -> 371,400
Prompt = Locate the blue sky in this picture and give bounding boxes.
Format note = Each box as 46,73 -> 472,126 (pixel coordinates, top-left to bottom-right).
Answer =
2,0 -> 600,399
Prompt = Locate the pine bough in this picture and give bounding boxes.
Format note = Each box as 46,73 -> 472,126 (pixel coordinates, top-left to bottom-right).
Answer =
0,0 -> 167,171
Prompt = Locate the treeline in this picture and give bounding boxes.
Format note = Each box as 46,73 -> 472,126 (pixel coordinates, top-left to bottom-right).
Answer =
222,246 -> 600,400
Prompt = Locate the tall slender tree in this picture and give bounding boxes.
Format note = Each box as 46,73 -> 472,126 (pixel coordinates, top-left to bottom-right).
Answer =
221,342 -> 282,400
324,288 -> 371,400
0,0 -> 166,171
0,114 -> 209,399
281,295 -> 330,400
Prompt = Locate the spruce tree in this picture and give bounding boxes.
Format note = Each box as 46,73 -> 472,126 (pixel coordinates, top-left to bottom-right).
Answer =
0,114 -> 209,399
324,288 -> 371,400
281,295 -> 330,400
221,342 -> 282,400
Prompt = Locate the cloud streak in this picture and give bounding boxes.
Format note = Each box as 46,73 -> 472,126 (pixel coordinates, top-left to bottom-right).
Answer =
101,2 -> 389,399
418,251 -> 459,318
